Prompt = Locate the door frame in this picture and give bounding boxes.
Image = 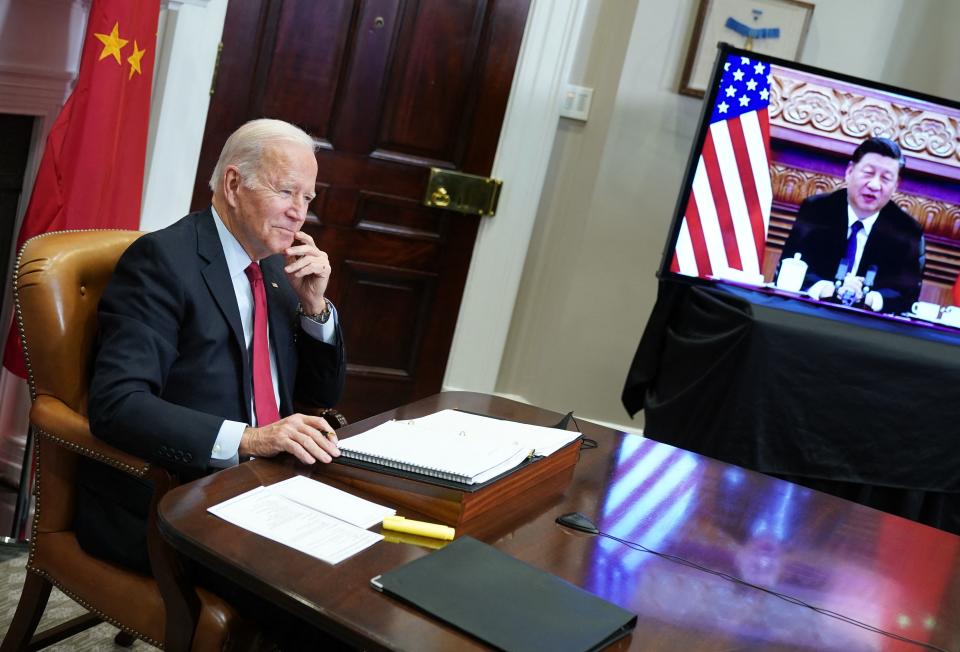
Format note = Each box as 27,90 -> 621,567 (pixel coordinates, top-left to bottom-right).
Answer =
442,0 -> 587,394
139,0 -> 588,397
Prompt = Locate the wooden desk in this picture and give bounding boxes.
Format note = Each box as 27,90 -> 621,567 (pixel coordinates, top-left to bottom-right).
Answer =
158,392 -> 960,651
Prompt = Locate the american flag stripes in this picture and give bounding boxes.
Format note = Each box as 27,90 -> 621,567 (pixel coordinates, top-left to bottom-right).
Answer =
671,54 -> 773,280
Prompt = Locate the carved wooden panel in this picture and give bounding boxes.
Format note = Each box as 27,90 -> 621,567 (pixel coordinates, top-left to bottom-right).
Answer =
329,0 -> 403,154
376,2 -> 487,165
339,261 -> 435,376
354,191 -> 444,240
260,0 -> 354,139
769,66 -> 960,175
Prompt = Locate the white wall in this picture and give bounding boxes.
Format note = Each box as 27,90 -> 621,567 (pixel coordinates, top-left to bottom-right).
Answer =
496,0 -> 960,431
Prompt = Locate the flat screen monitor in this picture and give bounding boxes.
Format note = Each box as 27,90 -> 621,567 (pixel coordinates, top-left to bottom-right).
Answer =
660,43 -> 960,331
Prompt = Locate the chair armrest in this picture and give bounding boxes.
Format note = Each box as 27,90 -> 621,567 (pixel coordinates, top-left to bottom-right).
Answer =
30,395 -> 201,647
30,394 -> 151,478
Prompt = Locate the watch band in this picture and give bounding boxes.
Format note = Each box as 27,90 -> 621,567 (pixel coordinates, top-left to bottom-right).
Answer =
299,300 -> 332,324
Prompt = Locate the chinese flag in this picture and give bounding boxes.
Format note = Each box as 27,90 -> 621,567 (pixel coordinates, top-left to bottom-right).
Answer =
3,0 -> 160,377
953,275 -> 960,307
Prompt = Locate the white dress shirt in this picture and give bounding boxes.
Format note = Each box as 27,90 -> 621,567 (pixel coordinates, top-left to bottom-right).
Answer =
209,206 -> 337,464
846,205 -> 879,275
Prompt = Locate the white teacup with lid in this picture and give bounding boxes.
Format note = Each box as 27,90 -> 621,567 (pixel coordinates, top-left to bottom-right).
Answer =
776,253 -> 807,292
911,301 -> 941,321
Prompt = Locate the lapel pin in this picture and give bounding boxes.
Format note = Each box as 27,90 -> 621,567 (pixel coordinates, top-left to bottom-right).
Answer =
271,282 -> 279,288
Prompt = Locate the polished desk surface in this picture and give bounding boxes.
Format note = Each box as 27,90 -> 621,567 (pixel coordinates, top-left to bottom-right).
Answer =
158,392 -> 960,651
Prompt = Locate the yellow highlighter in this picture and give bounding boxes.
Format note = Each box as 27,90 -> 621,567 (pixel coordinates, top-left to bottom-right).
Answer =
382,515 -> 455,541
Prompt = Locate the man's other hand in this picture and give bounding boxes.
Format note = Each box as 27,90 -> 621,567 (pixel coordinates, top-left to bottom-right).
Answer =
239,413 -> 340,464
807,280 -> 835,301
863,290 -> 883,312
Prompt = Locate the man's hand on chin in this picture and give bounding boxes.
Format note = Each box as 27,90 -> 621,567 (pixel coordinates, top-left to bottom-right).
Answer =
284,230 -> 331,312
239,414 -> 340,464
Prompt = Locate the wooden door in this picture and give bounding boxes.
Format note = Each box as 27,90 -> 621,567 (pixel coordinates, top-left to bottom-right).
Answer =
192,0 -> 531,421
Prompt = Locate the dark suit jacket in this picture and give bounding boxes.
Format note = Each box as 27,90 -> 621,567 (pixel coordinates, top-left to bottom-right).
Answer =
779,189 -> 925,314
77,208 -> 345,569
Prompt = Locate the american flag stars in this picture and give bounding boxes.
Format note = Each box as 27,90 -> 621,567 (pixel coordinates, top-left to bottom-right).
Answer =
709,54 -> 772,124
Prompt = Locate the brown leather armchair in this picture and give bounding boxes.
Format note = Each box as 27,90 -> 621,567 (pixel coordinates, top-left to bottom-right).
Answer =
1,230 -> 252,651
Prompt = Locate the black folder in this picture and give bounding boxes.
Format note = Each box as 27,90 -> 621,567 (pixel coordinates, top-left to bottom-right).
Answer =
371,536 -> 637,651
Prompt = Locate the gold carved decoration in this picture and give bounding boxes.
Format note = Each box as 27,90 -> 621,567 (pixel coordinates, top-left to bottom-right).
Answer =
770,164 -> 960,240
769,69 -> 960,169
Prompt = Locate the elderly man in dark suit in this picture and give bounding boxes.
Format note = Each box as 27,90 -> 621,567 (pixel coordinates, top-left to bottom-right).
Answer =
779,137 -> 925,314
77,119 -> 346,570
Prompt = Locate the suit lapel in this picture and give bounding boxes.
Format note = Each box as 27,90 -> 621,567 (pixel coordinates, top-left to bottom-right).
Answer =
195,210 -> 251,416
858,197 -> 893,275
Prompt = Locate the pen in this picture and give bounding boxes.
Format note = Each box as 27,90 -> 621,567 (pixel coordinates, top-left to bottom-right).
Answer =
382,515 -> 456,541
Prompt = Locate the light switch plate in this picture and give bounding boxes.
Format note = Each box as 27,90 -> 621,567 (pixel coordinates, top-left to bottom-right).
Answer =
559,84 -> 593,122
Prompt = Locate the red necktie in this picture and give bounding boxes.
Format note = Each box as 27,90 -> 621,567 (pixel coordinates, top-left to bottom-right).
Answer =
244,262 -> 280,426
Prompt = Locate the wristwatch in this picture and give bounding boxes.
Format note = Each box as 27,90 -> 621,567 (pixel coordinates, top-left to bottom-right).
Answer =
299,300 -> 332,324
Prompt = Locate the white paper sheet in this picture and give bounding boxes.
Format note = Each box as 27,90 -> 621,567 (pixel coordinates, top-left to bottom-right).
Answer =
409,409 -> 580,456
269,475 -> 396,529
207,478 -> 392,564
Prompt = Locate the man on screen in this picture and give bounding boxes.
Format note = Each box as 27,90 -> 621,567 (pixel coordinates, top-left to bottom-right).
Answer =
778,137 -> 924,314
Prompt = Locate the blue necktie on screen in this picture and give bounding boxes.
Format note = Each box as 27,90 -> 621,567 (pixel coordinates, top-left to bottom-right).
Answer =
843,220 -> 864,275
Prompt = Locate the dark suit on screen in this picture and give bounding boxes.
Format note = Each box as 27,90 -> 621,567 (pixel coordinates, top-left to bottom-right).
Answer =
77,208 -> 345,569
780,189 -> 925,314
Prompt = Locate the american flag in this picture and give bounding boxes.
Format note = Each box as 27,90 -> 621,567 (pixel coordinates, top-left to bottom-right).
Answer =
671,54 -> 772,279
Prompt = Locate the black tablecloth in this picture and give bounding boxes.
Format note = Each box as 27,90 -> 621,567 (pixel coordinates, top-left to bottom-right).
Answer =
623,280 -> 960,533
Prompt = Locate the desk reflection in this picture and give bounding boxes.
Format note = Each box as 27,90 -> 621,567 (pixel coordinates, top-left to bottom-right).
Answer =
586,435 -> 959,651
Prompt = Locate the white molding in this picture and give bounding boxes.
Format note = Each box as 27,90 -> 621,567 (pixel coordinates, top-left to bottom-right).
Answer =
140,0 -> 227,231
0,66 -> 69,199
0,73 -> 71,115
442,0 -> 588,392
0,67 -> 78,255
0,0 -> 89,343
163,0 -> 211,9
0,65 -> 74,82
29,0 -> 87,6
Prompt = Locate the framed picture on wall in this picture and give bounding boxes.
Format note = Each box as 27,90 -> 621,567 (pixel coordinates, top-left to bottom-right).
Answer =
679,0 -> 815,97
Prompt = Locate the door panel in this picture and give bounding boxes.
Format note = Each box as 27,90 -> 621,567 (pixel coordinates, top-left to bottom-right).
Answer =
260,1 -> 354,132
193,0 -> 531,420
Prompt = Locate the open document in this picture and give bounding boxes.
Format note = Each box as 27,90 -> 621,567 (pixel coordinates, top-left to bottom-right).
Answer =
208,476 -> 395,565
337,409 -> 581,485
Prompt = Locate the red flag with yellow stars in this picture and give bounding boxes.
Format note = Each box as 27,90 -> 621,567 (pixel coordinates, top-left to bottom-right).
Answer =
3,0 -> 160,377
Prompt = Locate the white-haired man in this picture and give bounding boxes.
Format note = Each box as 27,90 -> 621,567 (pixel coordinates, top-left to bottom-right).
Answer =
78,119 -> 346,572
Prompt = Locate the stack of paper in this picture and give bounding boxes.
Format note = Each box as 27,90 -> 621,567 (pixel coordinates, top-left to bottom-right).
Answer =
208,475 -> 395,564
337,409 -> 580,485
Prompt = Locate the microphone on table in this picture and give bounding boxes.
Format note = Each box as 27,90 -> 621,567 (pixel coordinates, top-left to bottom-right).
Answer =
862,264 -> 878,296
834,261 -> 858,306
